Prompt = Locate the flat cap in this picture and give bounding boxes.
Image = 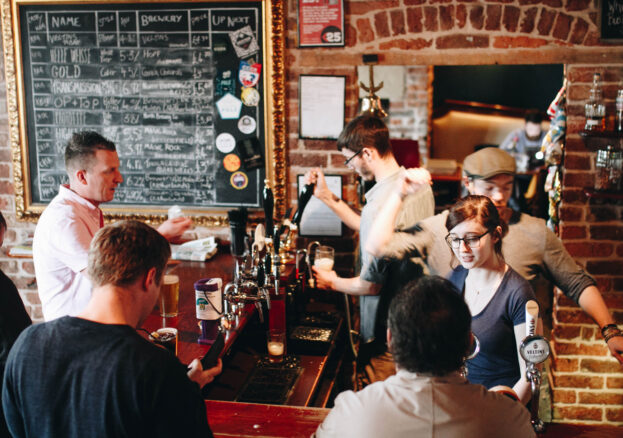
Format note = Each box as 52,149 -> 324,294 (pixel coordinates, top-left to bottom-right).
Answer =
463,147 -> 516,180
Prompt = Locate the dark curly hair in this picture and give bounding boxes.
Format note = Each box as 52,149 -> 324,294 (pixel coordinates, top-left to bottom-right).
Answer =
336,115 -> 392,157
388,276 -> 471,375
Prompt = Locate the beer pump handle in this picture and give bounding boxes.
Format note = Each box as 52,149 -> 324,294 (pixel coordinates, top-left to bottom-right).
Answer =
291,183 -> 315,226
273,225 -> 281,255
525,300 -> 539,337
262,179 -> 274,238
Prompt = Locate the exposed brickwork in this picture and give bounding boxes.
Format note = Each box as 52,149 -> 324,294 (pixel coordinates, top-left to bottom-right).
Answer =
502,5 -> 520,32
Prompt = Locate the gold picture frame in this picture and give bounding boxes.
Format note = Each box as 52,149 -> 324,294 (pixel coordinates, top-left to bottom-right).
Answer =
0,0 -> 286,226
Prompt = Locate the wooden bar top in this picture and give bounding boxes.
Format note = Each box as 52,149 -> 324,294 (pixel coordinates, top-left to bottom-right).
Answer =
205,400 -> 622,438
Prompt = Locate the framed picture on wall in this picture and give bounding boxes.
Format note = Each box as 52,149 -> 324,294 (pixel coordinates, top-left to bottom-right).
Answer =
299,75 -> 346,139
298,0 -> 345,47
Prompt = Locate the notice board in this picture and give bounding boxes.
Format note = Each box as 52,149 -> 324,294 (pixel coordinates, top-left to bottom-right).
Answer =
2,0 -> 286,224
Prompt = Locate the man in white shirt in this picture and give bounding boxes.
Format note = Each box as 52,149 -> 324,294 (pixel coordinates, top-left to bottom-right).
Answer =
315,276 -> 535,438
33,131 -> 191,321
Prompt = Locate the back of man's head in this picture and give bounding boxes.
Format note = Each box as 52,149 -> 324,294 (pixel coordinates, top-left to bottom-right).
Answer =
65,131 -> 116,174
337,115 -> 392,157
88,221 -> 170,288
524,109 -> 543,125
388,276 -> 471,375
463,147 -> 516,181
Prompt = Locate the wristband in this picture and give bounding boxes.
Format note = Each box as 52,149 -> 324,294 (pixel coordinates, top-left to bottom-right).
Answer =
601,323 -> 619,337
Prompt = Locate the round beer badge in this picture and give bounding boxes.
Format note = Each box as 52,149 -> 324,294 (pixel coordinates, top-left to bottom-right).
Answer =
230,171 -> 249,190
223,154 -> 241,172
241,87 -> 260,107
238,115 -> 256,134
215,133 -> 236,153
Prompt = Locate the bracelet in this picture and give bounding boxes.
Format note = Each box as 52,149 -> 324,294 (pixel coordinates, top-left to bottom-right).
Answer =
604,328 -> 623,343
601,323 -> 619,337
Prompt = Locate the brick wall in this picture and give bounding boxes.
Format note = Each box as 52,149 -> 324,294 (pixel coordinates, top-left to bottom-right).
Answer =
0,0 -> 622,425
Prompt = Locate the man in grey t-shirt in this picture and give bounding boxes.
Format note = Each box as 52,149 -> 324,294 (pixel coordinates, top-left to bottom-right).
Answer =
305,115 -> 434,384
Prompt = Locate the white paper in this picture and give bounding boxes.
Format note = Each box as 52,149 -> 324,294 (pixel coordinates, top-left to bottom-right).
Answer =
298,175 -> 342,236
300,75 -> 345,139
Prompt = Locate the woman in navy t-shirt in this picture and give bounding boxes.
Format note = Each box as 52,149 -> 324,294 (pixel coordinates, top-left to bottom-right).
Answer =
445,195 -> 538,404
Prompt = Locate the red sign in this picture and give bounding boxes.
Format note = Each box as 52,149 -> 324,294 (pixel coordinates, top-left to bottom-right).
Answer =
298,0 -> 344,47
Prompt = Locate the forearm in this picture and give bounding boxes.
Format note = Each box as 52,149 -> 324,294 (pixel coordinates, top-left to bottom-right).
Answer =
366,191 -> 403,257
320,192 -> 360,231
331,275 -> 381,296
578,286 -> 615,327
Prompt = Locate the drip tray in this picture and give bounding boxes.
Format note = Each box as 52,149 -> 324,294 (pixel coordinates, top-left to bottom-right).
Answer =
236,356 -> 302,405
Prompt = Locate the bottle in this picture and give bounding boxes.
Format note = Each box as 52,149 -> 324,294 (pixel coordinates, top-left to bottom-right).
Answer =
616,89 -> 623,132
584,73 -> 606,131
595,145 -> 622,192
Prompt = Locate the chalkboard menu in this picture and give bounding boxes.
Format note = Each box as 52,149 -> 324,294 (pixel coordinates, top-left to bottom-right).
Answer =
5,0 -> 286,220
601,0 -> 623,40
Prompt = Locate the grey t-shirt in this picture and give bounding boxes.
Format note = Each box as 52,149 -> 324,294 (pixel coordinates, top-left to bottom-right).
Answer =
359,168 -> 435,342
383,209 -> 596,303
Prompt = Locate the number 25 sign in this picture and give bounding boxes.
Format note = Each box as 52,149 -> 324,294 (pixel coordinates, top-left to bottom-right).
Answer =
298,0 -> 345,47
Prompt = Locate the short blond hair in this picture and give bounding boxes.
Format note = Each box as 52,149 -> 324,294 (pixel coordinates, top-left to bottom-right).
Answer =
88,221 -> 170,287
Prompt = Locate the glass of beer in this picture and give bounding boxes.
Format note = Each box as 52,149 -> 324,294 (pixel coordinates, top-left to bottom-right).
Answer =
149,327 -> 178,356
267,330 -> 285,364
159,274 -> 180,317
314,245 -> 334,271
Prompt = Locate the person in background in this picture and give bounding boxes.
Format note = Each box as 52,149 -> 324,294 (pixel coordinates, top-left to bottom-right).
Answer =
445,195 -> 538,403
33,131 -> 192,321
500,109 -> 546,172
314,276 -> 535,438
0,212 -> 32,437
367,147 -> 623,364
304,115 -> 434,385
3,221 -> 221,438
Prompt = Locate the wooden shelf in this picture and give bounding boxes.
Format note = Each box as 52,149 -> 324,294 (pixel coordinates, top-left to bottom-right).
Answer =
579,130 -> 623,150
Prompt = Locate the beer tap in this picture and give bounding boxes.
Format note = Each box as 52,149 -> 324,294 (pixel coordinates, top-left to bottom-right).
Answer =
519,300 -> 550,433
273,225 -> 281,295
262,179 -> 274,278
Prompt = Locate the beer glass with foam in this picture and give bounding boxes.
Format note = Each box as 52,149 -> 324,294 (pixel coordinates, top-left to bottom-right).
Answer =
314,246 -> 334,272
159,274 -> 180,317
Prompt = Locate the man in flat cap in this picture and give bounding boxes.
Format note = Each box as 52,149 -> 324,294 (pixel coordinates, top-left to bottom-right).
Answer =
366,147 -> 623,364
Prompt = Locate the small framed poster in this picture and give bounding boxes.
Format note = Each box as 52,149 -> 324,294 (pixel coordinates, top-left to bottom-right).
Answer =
299,75 -> 346,139
298,0 -> 345,47
297,174 -> 343,237
600,0 -> 623,41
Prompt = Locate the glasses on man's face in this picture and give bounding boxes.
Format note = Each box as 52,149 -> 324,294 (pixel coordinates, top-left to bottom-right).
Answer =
344,149 -> 363,166
445,231 -> 490,249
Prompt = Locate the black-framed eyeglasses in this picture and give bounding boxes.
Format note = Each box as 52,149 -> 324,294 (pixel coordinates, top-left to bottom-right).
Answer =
344,149 -> 363,166
445,231 -> 490,249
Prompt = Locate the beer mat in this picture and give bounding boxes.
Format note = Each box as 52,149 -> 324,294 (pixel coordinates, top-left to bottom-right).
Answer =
298,312 -> 340,327
236,359 -> 302,405
288,326 -> 335,355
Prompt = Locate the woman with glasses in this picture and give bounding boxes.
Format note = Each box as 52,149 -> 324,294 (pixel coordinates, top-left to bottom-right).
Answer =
445,195 -> 537,404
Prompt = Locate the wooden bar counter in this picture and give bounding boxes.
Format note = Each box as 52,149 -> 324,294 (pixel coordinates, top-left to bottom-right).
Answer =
140,249 -> 342,409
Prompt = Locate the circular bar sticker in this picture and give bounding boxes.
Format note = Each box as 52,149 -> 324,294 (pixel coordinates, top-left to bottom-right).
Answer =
230,171 -> 249,190
223,154 -> 241,172
215,133 -> 236,153
238,115 -> 256,134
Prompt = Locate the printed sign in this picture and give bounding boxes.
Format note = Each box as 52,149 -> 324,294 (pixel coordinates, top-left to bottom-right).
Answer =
298,0 -> 344,47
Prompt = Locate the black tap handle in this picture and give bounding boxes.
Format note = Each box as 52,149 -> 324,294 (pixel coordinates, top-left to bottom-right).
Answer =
257,259 -> 265,287
262,180 -> 274,238
292,183 -> 315,226
273,226 -> 281,255
264,252 -> 272,276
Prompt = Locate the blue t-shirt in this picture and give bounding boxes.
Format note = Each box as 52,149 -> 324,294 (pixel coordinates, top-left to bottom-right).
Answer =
448,266 -> 537,389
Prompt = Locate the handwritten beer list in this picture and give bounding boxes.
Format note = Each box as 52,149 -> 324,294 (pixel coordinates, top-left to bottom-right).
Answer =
25,7 -> 258,206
